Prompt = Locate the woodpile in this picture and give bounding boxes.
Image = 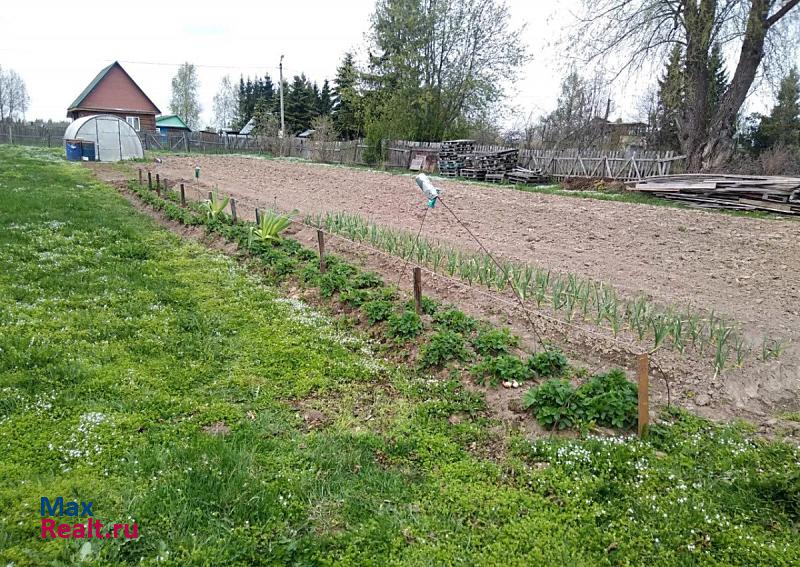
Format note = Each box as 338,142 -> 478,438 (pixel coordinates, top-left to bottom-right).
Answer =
438,141 -> 523,182
438,140 -> 475,177
507,167 -> 547,185
631,174 -> 800,215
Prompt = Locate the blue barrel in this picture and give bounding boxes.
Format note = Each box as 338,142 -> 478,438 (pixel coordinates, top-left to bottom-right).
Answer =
65,140 -> 82,161
81,141 -> 96,161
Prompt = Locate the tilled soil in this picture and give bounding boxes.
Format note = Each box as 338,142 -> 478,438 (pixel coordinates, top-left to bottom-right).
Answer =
92,156 -> 800,428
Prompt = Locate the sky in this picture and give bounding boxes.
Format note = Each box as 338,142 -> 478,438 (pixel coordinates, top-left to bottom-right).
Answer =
0,0 -> 789,129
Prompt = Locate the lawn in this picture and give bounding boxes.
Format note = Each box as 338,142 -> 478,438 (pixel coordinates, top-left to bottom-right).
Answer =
0,145 -> 798,566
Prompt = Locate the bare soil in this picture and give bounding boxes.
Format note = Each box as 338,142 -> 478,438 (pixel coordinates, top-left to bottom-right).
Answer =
91,156 -> 800,433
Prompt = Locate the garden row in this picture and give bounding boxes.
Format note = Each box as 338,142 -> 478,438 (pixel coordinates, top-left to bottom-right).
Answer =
130,181 -> 641,432
305,211 -> 786,372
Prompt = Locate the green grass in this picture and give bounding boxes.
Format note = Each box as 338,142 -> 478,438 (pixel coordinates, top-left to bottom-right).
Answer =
1,145 -> 799,565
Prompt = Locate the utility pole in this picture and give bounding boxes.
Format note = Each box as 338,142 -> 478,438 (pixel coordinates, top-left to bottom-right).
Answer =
279,55 -> 286,139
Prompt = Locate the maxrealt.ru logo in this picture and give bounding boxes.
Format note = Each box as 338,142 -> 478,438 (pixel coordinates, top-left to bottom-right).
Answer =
40,497 -> 139,540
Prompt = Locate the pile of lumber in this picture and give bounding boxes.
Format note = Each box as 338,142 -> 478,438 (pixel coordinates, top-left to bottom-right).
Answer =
631,174 -> 800,215
438,139 -> 475,177
507,166 -> 547,185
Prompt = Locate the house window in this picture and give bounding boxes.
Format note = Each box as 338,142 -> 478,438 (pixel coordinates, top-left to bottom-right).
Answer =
126,116 -> 141,132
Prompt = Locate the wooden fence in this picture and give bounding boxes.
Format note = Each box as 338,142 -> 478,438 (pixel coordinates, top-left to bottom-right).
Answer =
0,123 -> 685,181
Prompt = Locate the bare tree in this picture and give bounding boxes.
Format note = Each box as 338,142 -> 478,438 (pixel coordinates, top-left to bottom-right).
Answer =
170,63 -> 202,130
310,115 -> 337,162
0,66 -> 30,122
570,0 -> 800,170
212,75 -> 237,131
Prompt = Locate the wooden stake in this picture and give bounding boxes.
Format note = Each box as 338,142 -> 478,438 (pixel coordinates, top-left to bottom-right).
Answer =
180,184 -> 186,207
147,171 -> 152,189
317,230 -> 326,272
138,168 -> 142,185
230,198 -> 238,222
208,191 -> 213,201
155,173 -> 160,191
637,352 -> 650,437
255,208 -> 261,224
413,267 -> 423,315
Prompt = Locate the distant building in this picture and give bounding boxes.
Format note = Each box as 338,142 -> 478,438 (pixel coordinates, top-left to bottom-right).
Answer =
156,115 -> 191,138
67,61 -> 160,133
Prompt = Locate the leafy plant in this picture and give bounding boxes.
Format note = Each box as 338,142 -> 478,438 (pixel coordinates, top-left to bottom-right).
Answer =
248,210 -> 292,245
527,349 -> 568,378
522,379 -> 580,430
578,369 -> 638,429
419,330 -> 470,368
405,296 -> 438,316
352,271 -> 383,289
471,355 -> 529,386
363,299 -> 394,324
472,327 -> 519,356
433,308 -> 477,335
387,310 -> 423,341
201,192 -> 230,221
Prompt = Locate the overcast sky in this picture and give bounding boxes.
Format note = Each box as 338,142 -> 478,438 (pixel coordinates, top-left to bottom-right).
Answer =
1,0 -> 789,128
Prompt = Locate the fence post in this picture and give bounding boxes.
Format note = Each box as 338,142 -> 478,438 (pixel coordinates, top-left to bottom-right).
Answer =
317,230 -> 327,273
155,173 -> 160,190
255,208 -> 261,224
208,191 -> 213,201
413,267 -> 423,315
147,171 -> 152,189
180,183 -> 186,207
637,353 -> 650,437
230,198 -> 238,223
138,169 -> 143,186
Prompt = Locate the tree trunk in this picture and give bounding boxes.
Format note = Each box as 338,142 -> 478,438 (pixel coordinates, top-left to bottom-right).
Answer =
698,0 -> 771,170
680,0 -> 717,171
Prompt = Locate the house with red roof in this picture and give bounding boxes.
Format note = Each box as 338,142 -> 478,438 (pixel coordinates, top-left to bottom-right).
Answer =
67,61 -> 160,133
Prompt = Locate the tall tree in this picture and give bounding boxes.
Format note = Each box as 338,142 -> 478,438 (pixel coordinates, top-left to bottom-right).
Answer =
284,74 -> 317,133
367,0 -> 527,141
317,79 -> 334,116
706,43 -> 729,122
212,75 -> 238,130
754,67 -> 800,147
539,68 -> 611,150
0,66 -> 30,122
332,52 -> 364,139
651,46 -> 685,151
170,63 -> 201,130
571,0 -> 800,171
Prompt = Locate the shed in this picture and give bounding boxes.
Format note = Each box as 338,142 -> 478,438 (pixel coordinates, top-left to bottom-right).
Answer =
156,114 -> 191,134
63,115 -> 144,161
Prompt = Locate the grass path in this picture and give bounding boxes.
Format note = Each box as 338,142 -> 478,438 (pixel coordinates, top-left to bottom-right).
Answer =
0,146 -> 798,565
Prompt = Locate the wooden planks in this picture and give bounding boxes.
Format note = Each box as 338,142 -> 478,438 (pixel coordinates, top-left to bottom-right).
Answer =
630,174 -> 800,215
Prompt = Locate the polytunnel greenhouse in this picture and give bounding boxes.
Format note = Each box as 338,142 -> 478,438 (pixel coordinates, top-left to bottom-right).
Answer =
63,114 -> 143,162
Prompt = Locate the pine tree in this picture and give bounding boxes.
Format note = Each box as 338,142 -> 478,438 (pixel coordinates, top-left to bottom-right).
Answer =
706,44 -> 728,124
332,52 -> 363,139
652,45 -> 684,151
318,79 -> 333,116
284,74 -> 317,134
759,68 -> 800,148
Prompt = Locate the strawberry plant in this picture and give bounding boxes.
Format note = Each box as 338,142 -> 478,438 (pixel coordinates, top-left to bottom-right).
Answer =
363,300 -> 394,325
419,330 -> 470,368
522,379 -> 579,430
473,327 -> 518,356
471,355 -> 529,386
527,349 -> 568,377
387,310 -> 423,342
433,308 -> 477,335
